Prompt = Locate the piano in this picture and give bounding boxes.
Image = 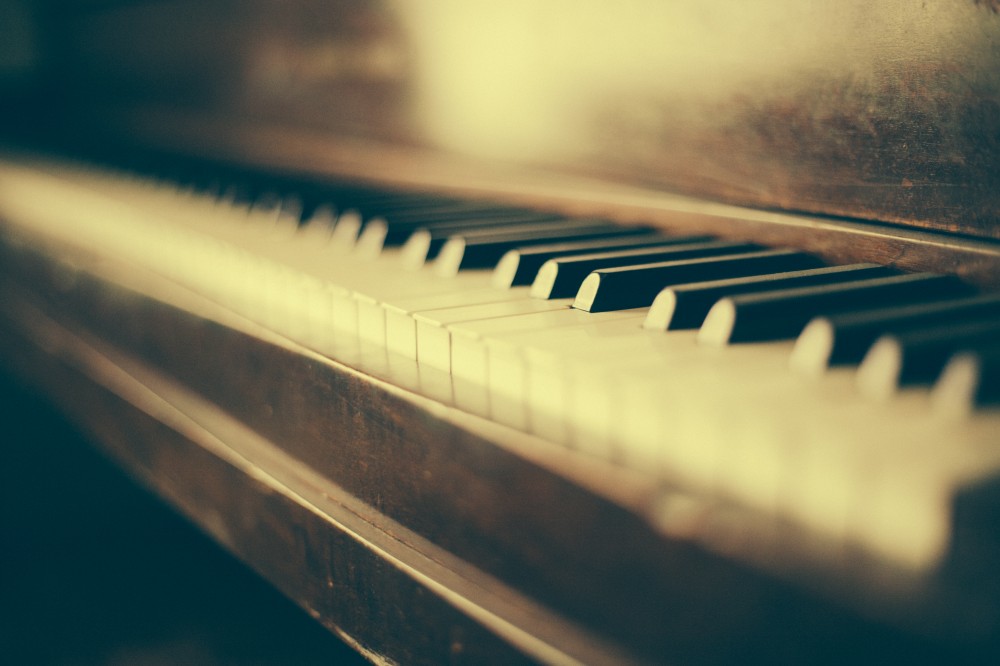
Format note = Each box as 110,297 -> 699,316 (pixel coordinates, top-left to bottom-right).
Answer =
2,1 -> 1000,663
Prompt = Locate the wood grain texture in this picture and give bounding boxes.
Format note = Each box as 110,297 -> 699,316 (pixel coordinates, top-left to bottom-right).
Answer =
22,0 -> 1000,239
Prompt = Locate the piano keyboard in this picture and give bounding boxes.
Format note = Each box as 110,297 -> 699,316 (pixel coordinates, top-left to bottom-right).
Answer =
3,154 -> 1000,582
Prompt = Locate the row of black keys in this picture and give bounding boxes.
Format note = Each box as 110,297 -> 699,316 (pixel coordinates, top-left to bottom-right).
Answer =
155,167 -> 1000,410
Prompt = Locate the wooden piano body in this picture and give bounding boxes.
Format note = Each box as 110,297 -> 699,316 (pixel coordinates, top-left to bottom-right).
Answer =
2,1 -> 1000,663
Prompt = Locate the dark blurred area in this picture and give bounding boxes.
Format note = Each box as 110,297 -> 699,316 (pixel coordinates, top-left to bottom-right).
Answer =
0,1 -> 38,124
0,0 -> 415,152
2,0 -> 998,237
0,367 -> 367,665
0,7 -> 364,661
0,0 -> 55,145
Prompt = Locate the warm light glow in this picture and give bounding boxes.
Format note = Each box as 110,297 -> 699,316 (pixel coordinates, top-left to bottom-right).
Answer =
394,1 -> 974,163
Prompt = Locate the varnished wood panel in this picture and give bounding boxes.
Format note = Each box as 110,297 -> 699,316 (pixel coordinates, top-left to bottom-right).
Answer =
21,0 -> 1000,238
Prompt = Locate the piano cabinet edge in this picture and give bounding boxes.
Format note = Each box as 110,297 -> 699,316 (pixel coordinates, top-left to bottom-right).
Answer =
2,227 -> 999,662
0,268 -> 853,666
0,317 -> 550,666
0,234 -> 841,663
73,112 -> 1000,292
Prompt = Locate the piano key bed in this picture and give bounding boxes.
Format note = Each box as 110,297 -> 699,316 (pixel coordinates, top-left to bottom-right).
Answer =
2,154 -> 1000,663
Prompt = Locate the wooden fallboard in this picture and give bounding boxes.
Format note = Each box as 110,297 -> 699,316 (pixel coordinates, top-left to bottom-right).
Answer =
29,0 -> 1000,239
85,109 -> 1000,291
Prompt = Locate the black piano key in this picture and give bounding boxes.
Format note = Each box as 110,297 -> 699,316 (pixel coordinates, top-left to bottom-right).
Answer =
220,181 -> 257,208
345,192 -> 461,215
251,175 -> 330,220
399,214 -> 573,266
337,193 -> 470,244
573,249 -> 822,313
308,189 -> 471,247
791,292 -> 1000,376
248,193 -> 303,231
290,185 -> 341,223
357,205 -> 545,253
282,195 -> 305,228
301,203 -> 338,233
364,199 -> 525,221
379,203 -> 539,225
356,191 -> 456,206
492,233 -> 711,288
225,170 -> 312,208
343,199 -> 498,231
644,263 -> 899,331
698,272 -> 974,346
933,346 -> 1000,415
434,221 -> 634,276
857,317 -> 1000,400
531,240 -> 763,300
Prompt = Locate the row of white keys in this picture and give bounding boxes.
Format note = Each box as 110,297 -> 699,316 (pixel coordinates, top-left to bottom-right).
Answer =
522,323 -> 968,568
412,297 -> 575,374
0,160 -> 617,382
566,332 -> 1000,571
418,287 -> 989,569
25,162 -> 543,369
383,285 -> 528,359
10,159 -> 1000,571
32,164 -> 728,436
449,307 -> 646,385
355,270 -> 500,348
353,231 -> 676,363
0,162 -> 205,275
95,166 -> 1000,570
151,177 -> 571,359
77,167 -> 448,343
12,162 -> 364,346
453,314 -> 805,493
50,164 -> 640,373
454,312 -> 646,432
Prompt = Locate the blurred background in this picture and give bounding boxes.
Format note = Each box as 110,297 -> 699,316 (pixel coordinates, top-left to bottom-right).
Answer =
0,368 -> 368,664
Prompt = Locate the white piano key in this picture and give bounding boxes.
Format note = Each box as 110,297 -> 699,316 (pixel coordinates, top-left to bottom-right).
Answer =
330,209 -> 364,247
548,331 -> 705,452
452,374 -> 491,418
487,337 -> 532,430
298,203 -> 338,245
449,307 -> 644,385
528,352 -> 577,444
450,330 -> 491,385
415,298 -> 573,372
354,270 -> 498,346
384,285 -> 528,359
483,316 -> 650,435
931,346 -> 1000,417
583,350 -> 870,559
493,321 -> 791,465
